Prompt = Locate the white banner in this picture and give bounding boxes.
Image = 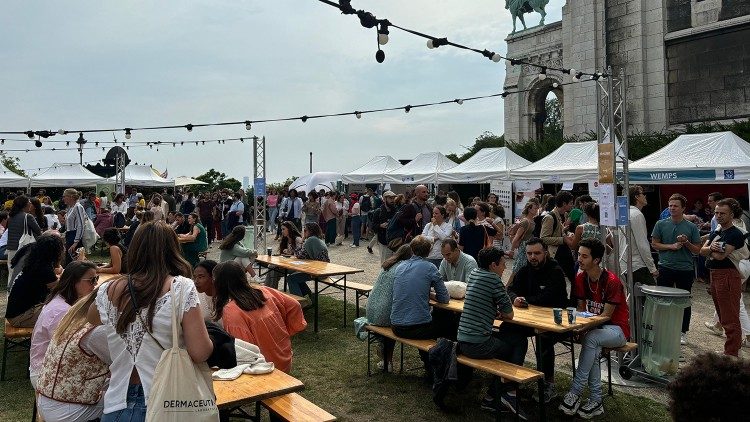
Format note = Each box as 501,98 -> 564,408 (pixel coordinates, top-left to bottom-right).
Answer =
599,183 -> 616,227
490,180 -> 514,222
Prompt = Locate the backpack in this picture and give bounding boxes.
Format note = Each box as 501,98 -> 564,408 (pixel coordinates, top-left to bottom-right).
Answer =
386,204 -> 418,251
532,212 -> 558,238
360,195 -> 372,212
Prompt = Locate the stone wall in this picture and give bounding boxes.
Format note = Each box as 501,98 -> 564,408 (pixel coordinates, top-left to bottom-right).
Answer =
666,23 -> 750,124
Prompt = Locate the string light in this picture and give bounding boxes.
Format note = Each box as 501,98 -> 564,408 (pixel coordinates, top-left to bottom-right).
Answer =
355,111 -> 362,119
404,105 -> 411,113
185,124 -> 193,132
377,21 -> 389,45
538,67 -> 547,81
125,128 -> 132,139
35,139 -> 43,148
245,121 -> 251,130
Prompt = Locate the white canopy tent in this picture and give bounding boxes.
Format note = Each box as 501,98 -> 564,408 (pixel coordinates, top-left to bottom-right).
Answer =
382,152 -> 457,184
107,165 -> 173,187
510,141 -> 624,183
628,131 -> 750,184
30,163 -> 105,187
289,172 -> 342,193
342,156 -> 403,184
0,163 -> 30,188
174,176 -> 208,186
439,147 -> 531,183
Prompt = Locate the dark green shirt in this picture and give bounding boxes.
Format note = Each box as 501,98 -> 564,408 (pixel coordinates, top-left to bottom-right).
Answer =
457,268 -> 512,344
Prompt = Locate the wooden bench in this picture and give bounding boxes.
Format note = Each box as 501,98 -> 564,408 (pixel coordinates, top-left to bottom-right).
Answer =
603,342 -> 638,396
2,319 -> 33,381
365,325 -> 545,421
261,393 -> 336,422
281,291 -> 312,309
318,277 -> 373,325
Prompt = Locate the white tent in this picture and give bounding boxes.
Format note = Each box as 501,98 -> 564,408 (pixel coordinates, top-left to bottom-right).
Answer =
174,176 -> 208,186
31,163 -> 105,187
383,152 -> 457,184
629,131 -> 750,184
0,163 -> 30,188
289,172 -> 341,193
342,156 -> 403,184
439,147 -> 531,183
107,165 -> 173,187
510,141 -> 622,183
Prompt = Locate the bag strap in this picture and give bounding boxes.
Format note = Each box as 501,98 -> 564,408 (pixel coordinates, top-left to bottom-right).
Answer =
22,213 -> 28,235
128,276 -> 166,351
170,277 -> 181,349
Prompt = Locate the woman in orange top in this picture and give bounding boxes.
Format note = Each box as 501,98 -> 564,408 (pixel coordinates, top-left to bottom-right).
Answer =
212,261 -> 307,372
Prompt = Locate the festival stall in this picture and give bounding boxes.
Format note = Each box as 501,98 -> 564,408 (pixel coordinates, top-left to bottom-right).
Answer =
341,156 -> 403,184
382,152 -> 456,184
174,176 -> 208,186
30,163 -> 105,187
288,172 -> 342,193
510,141 -> 610,183
107,164 -> 173,187
0,162 -> 30,188
439,147 -> 530,183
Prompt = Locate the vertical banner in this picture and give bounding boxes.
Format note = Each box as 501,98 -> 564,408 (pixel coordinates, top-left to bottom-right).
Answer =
588,180 -> 601,201
254,177 -> 266,197
490,180 -> 514,223
598,143 -> 615,183
599,183 -> 616,226
617,196 -> 629,226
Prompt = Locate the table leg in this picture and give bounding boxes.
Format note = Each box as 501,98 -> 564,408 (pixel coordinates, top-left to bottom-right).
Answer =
535,332 -> 543,378
342,275 -> 347,328
314,277 -> 319,333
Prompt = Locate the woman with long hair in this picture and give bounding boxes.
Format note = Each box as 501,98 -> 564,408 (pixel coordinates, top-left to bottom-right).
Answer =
263,221 -> 304,290
219,225 -> 258,277
62,189 -> 87,264
30,261 -> 98,387
149,194 -> 164,221
286,223 -> 329,297
37,287 -> 111,422
366,244 -> 413,372
178,212 -> 208,267
447,191 -> 464,213
30,197 -> 48,231
458,204 -> 498,261
570,202 -> 613,253
213,261 -> 306,373
510,198 -> 541,275
87,221 -> 213,421
194,259 -> 218,322
301,191 -> 321,226
98,228 -> 127,274
445,198 -> 463,234
6,194 -> 42,273
5,233 -> 65,327
421,205 -> 453,267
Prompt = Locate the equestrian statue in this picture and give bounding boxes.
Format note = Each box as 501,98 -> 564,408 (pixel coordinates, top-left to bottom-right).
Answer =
506,0 -> 549,33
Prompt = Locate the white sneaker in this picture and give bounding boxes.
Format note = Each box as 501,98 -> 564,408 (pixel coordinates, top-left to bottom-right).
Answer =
350,244 -> 359,248
680,333 -> 688,345
376,360 -> 393,373
704,321 -> 724,337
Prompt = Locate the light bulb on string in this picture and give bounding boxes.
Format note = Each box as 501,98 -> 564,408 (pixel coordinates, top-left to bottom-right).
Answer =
245,121 -> 251,130
375,48 -> 385,63
377,21 -> 389,45
35,139 -> 43,148
66,141 -> 70,146
58,129 -> 65,135
125,128 -> 132,139
455,99 -> 464,105
491,53 -> 501,63
355,111 -> 362,119
404,105 -> 411,113
552,82 -> 559,88
426,39 -> 435,49
574,72 -> 583,80
538,67 -> 547,81
185,124 -> 193,132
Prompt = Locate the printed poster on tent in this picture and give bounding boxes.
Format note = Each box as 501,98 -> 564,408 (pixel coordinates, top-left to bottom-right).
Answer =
490,180 -> 514,223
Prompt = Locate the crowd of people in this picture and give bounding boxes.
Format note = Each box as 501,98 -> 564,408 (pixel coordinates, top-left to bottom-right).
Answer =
3,181 -> 749,420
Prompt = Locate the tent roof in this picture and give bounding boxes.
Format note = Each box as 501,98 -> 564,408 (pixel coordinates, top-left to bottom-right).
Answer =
107,165 -> 173,187
628,131 -> 750,183
383,152 -> 457,184
440,147 -> 531,183
288,172 -> 341,193
342,156 -> 403,184
0,163 -> 29,188
31,163 -> 105,187
174,176 -> 207,186
510,141 -> 616,183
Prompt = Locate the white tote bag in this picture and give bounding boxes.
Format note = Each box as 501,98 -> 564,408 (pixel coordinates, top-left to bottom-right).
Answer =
17,214 -> 36,250
146,282 -> 219,421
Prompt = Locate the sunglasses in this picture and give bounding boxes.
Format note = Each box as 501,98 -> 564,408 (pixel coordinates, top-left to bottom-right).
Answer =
82,275 -> 100,285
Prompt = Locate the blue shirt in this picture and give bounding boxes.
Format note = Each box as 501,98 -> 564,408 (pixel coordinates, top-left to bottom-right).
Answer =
391,256 -> 449,326
651,217 -> 701,271
229,200 -> 245,223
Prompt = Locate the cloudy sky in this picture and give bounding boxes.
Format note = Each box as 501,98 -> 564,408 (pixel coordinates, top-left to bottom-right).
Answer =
0,0 -> 564,183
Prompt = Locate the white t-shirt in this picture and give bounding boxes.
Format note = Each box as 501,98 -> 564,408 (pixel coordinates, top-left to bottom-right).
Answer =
95,276 -> 199,414
422,222 -> 454,260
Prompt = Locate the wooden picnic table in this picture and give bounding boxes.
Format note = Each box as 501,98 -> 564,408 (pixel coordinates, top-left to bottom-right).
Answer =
214,369 -> 304,410
255,255 -> 364,333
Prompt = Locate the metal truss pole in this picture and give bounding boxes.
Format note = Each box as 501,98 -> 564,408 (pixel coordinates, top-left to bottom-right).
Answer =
115,153 -> 126,194
253,136 -> 267,254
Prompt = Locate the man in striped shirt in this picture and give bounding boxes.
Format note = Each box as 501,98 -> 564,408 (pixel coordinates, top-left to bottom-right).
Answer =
457,247 -> 528,419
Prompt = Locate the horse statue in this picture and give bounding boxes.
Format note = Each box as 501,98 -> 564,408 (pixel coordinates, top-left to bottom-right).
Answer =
506,0 -> 549,33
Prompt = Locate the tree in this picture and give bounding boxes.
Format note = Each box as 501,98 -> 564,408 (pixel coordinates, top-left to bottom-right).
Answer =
194,169 -> 241,192
543,97 -> 563,140
0,153 -> 26,177
447,131 -> 506,163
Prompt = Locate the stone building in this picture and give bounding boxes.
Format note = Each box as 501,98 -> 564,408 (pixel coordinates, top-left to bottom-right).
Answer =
503,0 -> 750,142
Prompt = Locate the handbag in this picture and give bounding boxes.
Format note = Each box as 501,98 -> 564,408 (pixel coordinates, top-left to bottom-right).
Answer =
82,215 -> 99,250
17,214 -> 36,250
145,279 -> 219,422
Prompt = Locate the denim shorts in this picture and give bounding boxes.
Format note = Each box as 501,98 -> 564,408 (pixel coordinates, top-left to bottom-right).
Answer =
102,384 -> 146,422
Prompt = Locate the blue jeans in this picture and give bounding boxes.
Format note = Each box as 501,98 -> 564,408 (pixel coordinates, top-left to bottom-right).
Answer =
351,216 -> 362,246
570,325 -> 626,403
267,207 -> 278,231
287,272 -> 312,297
102,384 -> 146,421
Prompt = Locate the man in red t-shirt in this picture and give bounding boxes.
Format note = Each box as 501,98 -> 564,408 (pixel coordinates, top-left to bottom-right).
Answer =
560,238 -> 630,419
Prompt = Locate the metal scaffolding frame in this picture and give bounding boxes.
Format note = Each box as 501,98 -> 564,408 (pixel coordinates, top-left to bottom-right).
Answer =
115,152 -> 127,194
253,136 -> 267,254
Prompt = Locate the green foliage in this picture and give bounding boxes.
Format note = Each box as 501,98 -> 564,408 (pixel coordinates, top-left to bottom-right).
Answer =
543,97 -> 563,140
194,169 -> 241,192
447,132 -> 506,163
0,153 -> 26,177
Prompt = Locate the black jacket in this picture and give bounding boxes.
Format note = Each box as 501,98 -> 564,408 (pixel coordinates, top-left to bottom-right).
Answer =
508,257 -> 569,308
372,203 -> 397,246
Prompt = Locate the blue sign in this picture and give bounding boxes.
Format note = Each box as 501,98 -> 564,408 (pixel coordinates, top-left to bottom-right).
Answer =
254,177 -> 266,197
724,169 -> 735,180
628,170 -> 715,182
617,196 -> 629,226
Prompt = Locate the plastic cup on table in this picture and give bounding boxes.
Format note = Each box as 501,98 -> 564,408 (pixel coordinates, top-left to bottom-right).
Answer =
267,247 -> 273,256
566,307 -> 577,324
553,308 -> 563,325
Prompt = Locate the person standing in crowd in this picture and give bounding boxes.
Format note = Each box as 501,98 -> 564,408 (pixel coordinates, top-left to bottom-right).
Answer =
510,198 -> 540,278
619,185 -> 658,290
507,237 -> 568,403
213,261 -> 307,373
371,191 -> 398,262
30,197 -> 48,231
178,212 -> 208,267
179,192 -> 196,215
322,191 -> 338,246
219,225 -> 258,277
286,223 -> 329,297
99,191 -> 109,211
445,198 -> 463,234
226,192 -> 245,232
390,236 -> 449,381
438,239 -> 477,282
651,193 -> 702,345
148,194 -> 164,221
561,238 -> 629,419
540,190 -> 576,283
569,202 -> 610,252
334,193 -> 349,246
700,198 -> 749,357
220,190 -> 233,238
87,221 -> 213,421
30,260 -> 98,388
359,188 -> 374,239
97,229 -> 127,275
457,247 -> 528,419
6,195 -> 42,273
162,188 -> 176,214
266,188 -> 279,233
123,211 -> 150,248
422,205 -> 453,267
349,194 -> 362,248
458,206 -> 497,261
399,185 -> 432,237
280,189 -> 303,231
302,191 -> 321,227
82,192 -> 98,221
197,193 -> 216,243
211,192 -> 224,241
111,193 -> 128,228
62,189 -> 87,264
4,192 -> 15,211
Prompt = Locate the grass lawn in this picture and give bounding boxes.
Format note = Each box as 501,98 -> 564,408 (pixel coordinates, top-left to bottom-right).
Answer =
0,292 -> 671,421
